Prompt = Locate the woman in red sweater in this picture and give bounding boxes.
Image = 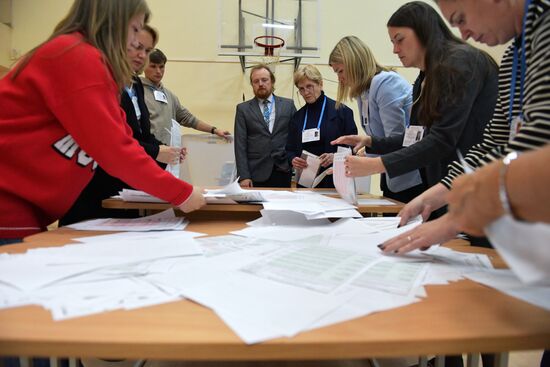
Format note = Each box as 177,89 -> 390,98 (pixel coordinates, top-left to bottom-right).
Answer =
0,0 -> 205,243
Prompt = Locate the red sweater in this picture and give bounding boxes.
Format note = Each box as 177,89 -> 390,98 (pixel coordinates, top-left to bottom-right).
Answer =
0,33 -> 192,238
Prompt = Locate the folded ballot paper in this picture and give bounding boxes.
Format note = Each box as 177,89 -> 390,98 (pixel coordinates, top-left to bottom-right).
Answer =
296,150 -> 332,189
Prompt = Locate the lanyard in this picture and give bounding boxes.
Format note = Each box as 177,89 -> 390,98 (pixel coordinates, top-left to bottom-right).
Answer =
125,86 -> 136,98
302,95 -> 327,131
509,0 -> 531,122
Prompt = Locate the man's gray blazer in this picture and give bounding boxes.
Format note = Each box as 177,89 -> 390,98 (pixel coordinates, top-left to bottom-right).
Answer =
234,95 -> 296,183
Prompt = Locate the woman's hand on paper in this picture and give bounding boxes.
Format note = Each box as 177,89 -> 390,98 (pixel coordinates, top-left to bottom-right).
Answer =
178,186 -> 206,213
447,163 -> 503,236
331,134 -> 371,153
343,156 -> 384,177
397,183 -> 450,227
379,214 -> 460,254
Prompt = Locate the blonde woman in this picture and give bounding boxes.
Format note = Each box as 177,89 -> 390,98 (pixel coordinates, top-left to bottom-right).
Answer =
286,65 -> 357,188
329,36 -> 423,202
0,0 -> 205,244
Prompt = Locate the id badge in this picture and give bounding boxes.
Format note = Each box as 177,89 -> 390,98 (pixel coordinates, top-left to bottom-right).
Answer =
509,116 -> 524,142
130,96 -> 141,119
302,128 -> 321,143
361,99 -> 369,131
403,126 -> 424,147
154,90 -> 168,104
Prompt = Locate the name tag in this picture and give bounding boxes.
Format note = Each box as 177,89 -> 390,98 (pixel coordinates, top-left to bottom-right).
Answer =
302,128 -> 320,143
361,99 -> 369,131
403,126 -> 424,147
154,90 -> 168,104
509,116 -> 524,142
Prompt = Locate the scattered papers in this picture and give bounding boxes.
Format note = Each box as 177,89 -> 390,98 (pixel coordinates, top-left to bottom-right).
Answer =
205,178 -> 265,202
66,209 -> 186,232
485,215 -> 550,285
357,198 -> 396,206
466,269 -> 550,311
1,211 -> 526,345
333,147 -> 357,204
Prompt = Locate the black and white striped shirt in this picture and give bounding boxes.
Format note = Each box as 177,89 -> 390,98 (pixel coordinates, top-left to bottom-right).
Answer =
442,0 -> 550,188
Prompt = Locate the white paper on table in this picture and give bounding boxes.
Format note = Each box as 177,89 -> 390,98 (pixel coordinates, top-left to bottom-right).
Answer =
66,209 -> 186,232
119,189 -> 165,203
166,119 -> 182,178
357,198 -> 396,206
74,230 -> 206,244
485,215 -> 550,286
466,269 -> 550,311
205,178 -> 265,202
297,150 -> 321,188
332,147 -> 357,204
231,218 -> 376,242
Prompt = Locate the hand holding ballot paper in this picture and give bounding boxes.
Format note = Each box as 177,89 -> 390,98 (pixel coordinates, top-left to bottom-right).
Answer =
333,147 -> 357,205
294,151 -> 333,188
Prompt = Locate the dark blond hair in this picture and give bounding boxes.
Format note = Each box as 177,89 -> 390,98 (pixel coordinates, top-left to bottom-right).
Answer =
329,36 -> 391,107
13,0 -> 150,88
293,64 -> 323,86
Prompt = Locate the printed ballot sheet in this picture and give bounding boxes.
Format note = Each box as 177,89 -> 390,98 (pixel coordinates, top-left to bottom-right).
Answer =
297,150 -> 321,188
333,147 -> 357,204
66,209 -> 186,231
241,236 -> 376,294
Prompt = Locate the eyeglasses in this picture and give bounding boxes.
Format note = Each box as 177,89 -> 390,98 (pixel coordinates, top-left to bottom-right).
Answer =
297,83 -> 318,94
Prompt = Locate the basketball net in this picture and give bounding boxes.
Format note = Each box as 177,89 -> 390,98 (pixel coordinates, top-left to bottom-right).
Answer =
254,35 -> 285,73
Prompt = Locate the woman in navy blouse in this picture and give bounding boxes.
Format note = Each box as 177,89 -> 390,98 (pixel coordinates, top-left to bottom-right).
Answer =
286,65 -> 357,188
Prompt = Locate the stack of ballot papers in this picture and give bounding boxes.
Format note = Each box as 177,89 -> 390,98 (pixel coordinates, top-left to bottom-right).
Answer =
5,215 -> 547,345
67,209 -> 187,231
117,181 -> 362,219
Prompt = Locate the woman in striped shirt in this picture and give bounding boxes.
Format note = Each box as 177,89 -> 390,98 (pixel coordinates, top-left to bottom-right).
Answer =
381,0 -> 550,252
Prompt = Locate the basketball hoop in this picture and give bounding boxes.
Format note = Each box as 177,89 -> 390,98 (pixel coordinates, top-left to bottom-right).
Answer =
254,35 -> 285,71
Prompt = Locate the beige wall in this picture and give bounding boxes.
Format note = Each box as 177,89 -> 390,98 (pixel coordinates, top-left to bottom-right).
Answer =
4,0 -> 507,130
0,23 -> 10,69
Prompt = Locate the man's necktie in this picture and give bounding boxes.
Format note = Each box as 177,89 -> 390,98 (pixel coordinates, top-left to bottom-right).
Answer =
262,100 -> 270,125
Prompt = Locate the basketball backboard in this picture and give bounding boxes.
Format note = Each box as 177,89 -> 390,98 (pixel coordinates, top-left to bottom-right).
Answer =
218,0 -> 320,70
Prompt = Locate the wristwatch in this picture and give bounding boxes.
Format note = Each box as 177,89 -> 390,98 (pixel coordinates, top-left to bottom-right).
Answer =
210,127 -> 217,135
499,151 -> 519,216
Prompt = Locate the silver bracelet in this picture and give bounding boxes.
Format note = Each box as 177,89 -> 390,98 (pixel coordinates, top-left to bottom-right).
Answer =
499,151 -> 519,216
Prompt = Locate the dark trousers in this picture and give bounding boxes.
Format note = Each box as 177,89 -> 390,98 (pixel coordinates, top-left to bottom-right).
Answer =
254,168 -> 292,188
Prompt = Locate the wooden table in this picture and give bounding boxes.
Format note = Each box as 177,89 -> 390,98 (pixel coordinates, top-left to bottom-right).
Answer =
102,191 -> 405,216
1,216 -> 549,362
